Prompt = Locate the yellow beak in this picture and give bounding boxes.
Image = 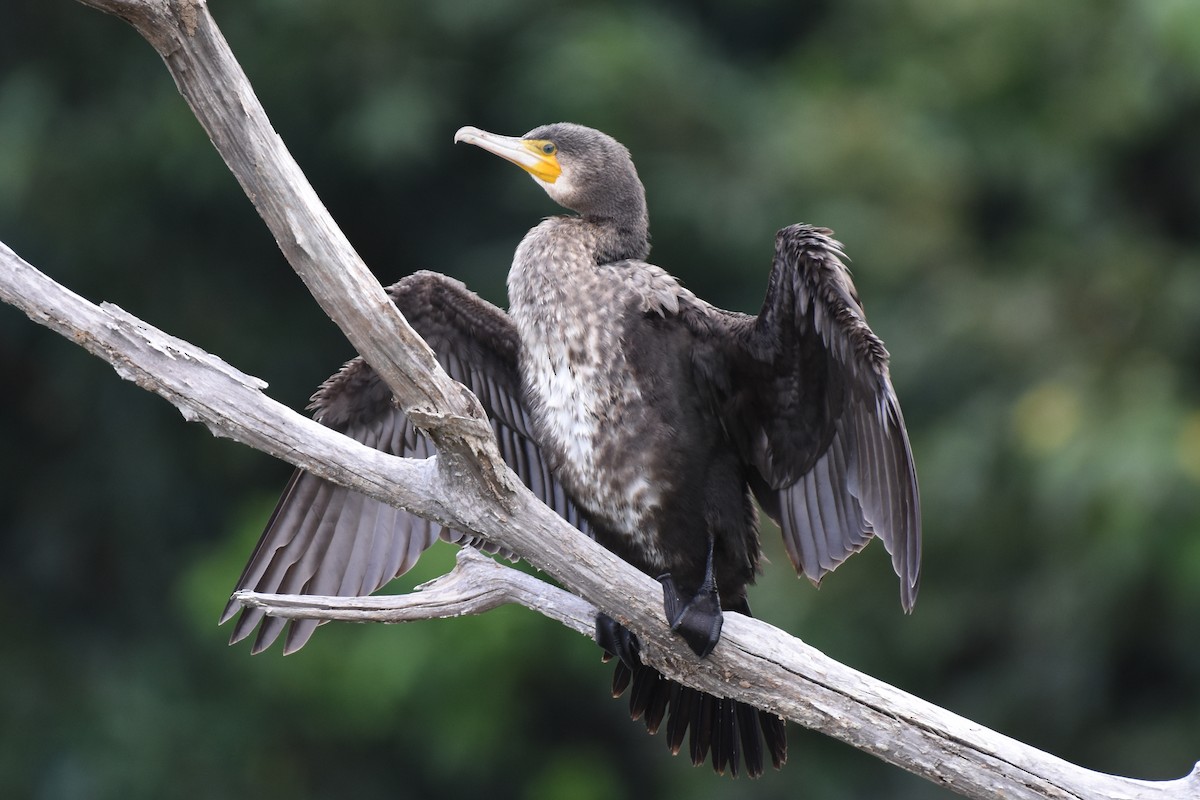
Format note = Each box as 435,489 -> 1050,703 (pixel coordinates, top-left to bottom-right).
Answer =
454,126 -> 562,183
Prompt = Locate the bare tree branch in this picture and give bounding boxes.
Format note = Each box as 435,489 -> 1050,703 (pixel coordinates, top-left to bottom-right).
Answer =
74,0 -> 511,502
236,548 -> 597,639
1,0 -> 1193,797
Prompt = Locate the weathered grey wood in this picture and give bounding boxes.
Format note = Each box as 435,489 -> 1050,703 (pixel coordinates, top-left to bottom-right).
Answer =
74,0 -> 511,501
0,0 -> 1189,797
0,239 -> 453,529
236,548 -> 598,639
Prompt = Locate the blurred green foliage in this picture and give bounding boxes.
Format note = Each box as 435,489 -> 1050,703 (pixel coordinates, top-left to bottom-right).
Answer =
3,1 -> 1200,798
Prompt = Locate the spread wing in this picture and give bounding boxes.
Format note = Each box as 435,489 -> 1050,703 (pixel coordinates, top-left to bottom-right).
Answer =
717,224 -> 920,609
221,271 -> 591,654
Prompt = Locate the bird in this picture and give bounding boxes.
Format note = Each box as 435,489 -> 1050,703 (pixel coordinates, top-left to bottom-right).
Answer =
222,122 -> 921,778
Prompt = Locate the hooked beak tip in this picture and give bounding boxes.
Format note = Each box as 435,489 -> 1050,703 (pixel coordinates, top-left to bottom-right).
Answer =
453,125 -> 483,145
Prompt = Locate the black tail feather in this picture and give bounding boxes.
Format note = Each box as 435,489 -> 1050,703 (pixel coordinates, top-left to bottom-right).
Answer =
737,700 -> 764,777
598,615 -> 787,779
690,692 -> 715,767
629,662 -> 658,721
643,673 -> 672,735
714,698 -> 740,776
762,709 -> 788,769
666,684 -> 695,755
610,659 -> 632,697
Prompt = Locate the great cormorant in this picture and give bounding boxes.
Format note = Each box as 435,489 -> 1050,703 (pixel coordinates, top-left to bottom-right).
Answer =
222,123 -> 921,778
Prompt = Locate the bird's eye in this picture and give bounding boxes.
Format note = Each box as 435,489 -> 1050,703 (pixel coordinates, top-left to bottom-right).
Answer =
542,142 -> 557,155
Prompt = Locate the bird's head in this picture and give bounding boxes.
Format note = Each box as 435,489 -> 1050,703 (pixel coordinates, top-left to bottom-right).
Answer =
454,122 -> 648,228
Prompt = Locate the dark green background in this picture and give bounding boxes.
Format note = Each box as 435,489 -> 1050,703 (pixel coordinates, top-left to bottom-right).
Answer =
3,1 -> 1199,798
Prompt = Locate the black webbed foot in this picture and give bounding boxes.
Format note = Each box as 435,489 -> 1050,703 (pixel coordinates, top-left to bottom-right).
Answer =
657,531 -> 725,658
658,573 -> 724,658
596,612 -> 640,668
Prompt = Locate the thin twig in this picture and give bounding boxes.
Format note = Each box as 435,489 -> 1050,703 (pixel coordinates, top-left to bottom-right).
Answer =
235,548 -> 597,638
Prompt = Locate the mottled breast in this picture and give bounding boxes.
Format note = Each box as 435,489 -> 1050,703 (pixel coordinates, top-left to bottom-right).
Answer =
507,217 -> 692,567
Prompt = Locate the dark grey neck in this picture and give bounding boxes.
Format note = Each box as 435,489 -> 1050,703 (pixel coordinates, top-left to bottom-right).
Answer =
582,202 -> 650,264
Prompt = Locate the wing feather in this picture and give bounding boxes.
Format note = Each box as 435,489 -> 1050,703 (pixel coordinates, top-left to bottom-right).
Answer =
727,225 -> 920,608
223,271 -> 588,652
